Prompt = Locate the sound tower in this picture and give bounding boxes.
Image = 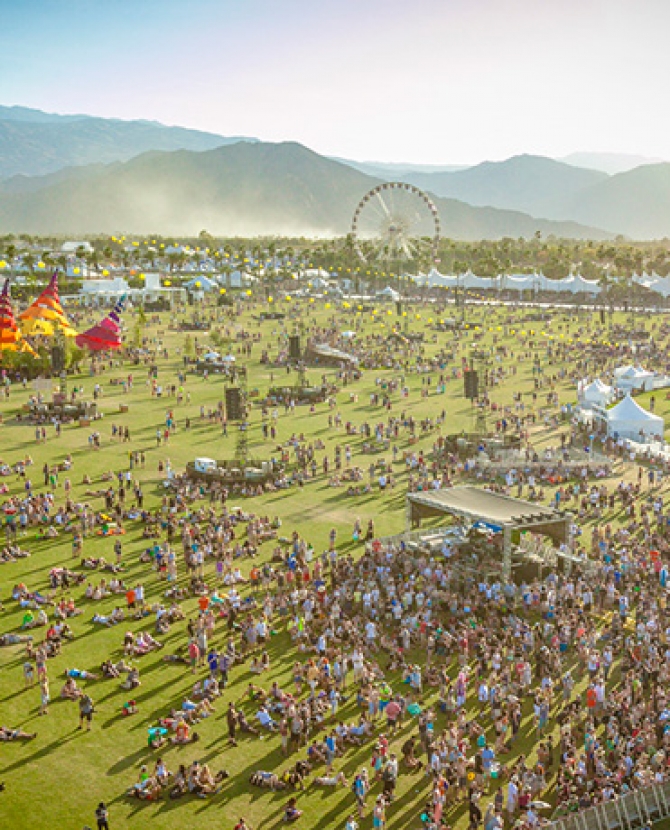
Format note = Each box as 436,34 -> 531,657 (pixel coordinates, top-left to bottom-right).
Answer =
464,369 -> 479,400
51,345 -> 66,374
396,301 -> 403,317
225,387 -> 244,421
599,309 -> 606,324
288,335 -> 301,361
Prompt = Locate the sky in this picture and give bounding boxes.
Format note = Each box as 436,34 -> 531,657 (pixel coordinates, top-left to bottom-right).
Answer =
1,0 -> 669,165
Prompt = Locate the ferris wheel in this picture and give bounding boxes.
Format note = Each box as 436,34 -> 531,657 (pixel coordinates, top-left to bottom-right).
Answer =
351,182 -> 441,267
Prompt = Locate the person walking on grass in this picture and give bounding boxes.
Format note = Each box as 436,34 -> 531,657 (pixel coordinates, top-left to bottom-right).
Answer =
95,801 -> 109,830
79,693 -> 94,731
39,677 -> 50,716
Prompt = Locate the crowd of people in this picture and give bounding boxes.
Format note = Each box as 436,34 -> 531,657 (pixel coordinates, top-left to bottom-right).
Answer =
3,300 -> 670,830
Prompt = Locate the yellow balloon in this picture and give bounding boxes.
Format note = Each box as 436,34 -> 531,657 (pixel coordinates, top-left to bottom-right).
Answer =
268,296 -> 273,303
164,279 -> 171,287
246,290 -> 252,296
0,261 -> 6,269
387,309 -> 392,315
139,273 -> 145,280
195,281 -> 201,288
37,261 -> 45,268
102,269 -> 110,276
73,267 -> 80,275
220,288 -> 226,294
325,303 -> 331,309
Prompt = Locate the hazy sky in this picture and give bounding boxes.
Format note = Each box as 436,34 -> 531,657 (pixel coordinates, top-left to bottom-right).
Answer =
1,0 -> 668,164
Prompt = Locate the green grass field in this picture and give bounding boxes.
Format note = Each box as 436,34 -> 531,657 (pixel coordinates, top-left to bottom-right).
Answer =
1,296 -> 669,830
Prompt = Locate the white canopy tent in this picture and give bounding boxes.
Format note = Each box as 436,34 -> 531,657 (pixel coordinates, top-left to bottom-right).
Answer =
615,365 -> 655,392
606,394 -> 664,441
376,286 -> 401,301
579,378 -> 614,408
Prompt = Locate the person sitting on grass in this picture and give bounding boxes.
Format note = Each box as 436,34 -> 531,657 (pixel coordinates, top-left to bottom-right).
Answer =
169,720 -> 199,745
121,666 -> 141,690
128,774 -> 163,801
284,796 -> 302,822
232,709 -> 258,736
256,705 -> 278,731
60,675 -> 82,699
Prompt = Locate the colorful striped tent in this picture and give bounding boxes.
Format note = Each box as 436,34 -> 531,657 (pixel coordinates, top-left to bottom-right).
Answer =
0,280 -> 37,355
19,271 -> 77,337
75,295 -> 125,352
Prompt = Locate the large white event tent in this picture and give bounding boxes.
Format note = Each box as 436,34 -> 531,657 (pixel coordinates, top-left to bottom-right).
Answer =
615,365 -> 655,392
414,270 -> 602,294
606,394 -> 664,441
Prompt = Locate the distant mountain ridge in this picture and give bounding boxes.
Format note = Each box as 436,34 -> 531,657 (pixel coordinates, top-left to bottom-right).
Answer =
0,105 -> 255,179
396,155 -> 609,220
0,140 -> 610,239
0,105 -> 667,238
559,151 -> 667,175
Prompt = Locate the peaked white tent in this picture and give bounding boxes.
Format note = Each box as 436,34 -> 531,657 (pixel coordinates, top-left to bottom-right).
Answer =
376,286 -> 400,301
421,268 -> 458,288
580,378 -> 614,407
505,274 -> 537,291
607,394 -> 664,441
572,274 -> 602,294
615,365 -> 655,392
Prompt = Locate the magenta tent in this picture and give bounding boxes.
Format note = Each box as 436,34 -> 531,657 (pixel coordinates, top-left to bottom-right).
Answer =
76,295 -> 125,351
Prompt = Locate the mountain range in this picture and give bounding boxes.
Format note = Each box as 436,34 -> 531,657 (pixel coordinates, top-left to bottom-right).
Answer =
0,104 -> 254,180
0,141 -> 608,239
0,105 -> 668,239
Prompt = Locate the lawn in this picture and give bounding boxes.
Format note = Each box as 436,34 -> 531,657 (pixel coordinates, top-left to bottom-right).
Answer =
0,296 -> 668,830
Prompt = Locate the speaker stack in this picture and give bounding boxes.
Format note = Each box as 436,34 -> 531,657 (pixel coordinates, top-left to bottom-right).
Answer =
225,387 -> 244,421
464,369 -> 479,400
288,335 -> 301,361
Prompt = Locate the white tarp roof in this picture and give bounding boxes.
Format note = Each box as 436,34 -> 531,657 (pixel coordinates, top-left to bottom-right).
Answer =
607,394 -> 664,440
581,378 -> 613,405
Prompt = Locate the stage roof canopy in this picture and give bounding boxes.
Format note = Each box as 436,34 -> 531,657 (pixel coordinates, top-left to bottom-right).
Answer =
407,486 -> 562,527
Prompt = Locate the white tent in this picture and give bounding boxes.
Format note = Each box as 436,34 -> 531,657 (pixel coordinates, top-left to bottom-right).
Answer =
227,270 -> 255,288
580,378 -> 613,407
376,286 -> 400,301
461,271 -> 500,290
607,394 -> 664,440
646,275 -> 670,297
615,365 -> 655,392
505,274 -> 536,291
303,268 -> 332,278
421,268 -> 458,288
572,274 -> 602,294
